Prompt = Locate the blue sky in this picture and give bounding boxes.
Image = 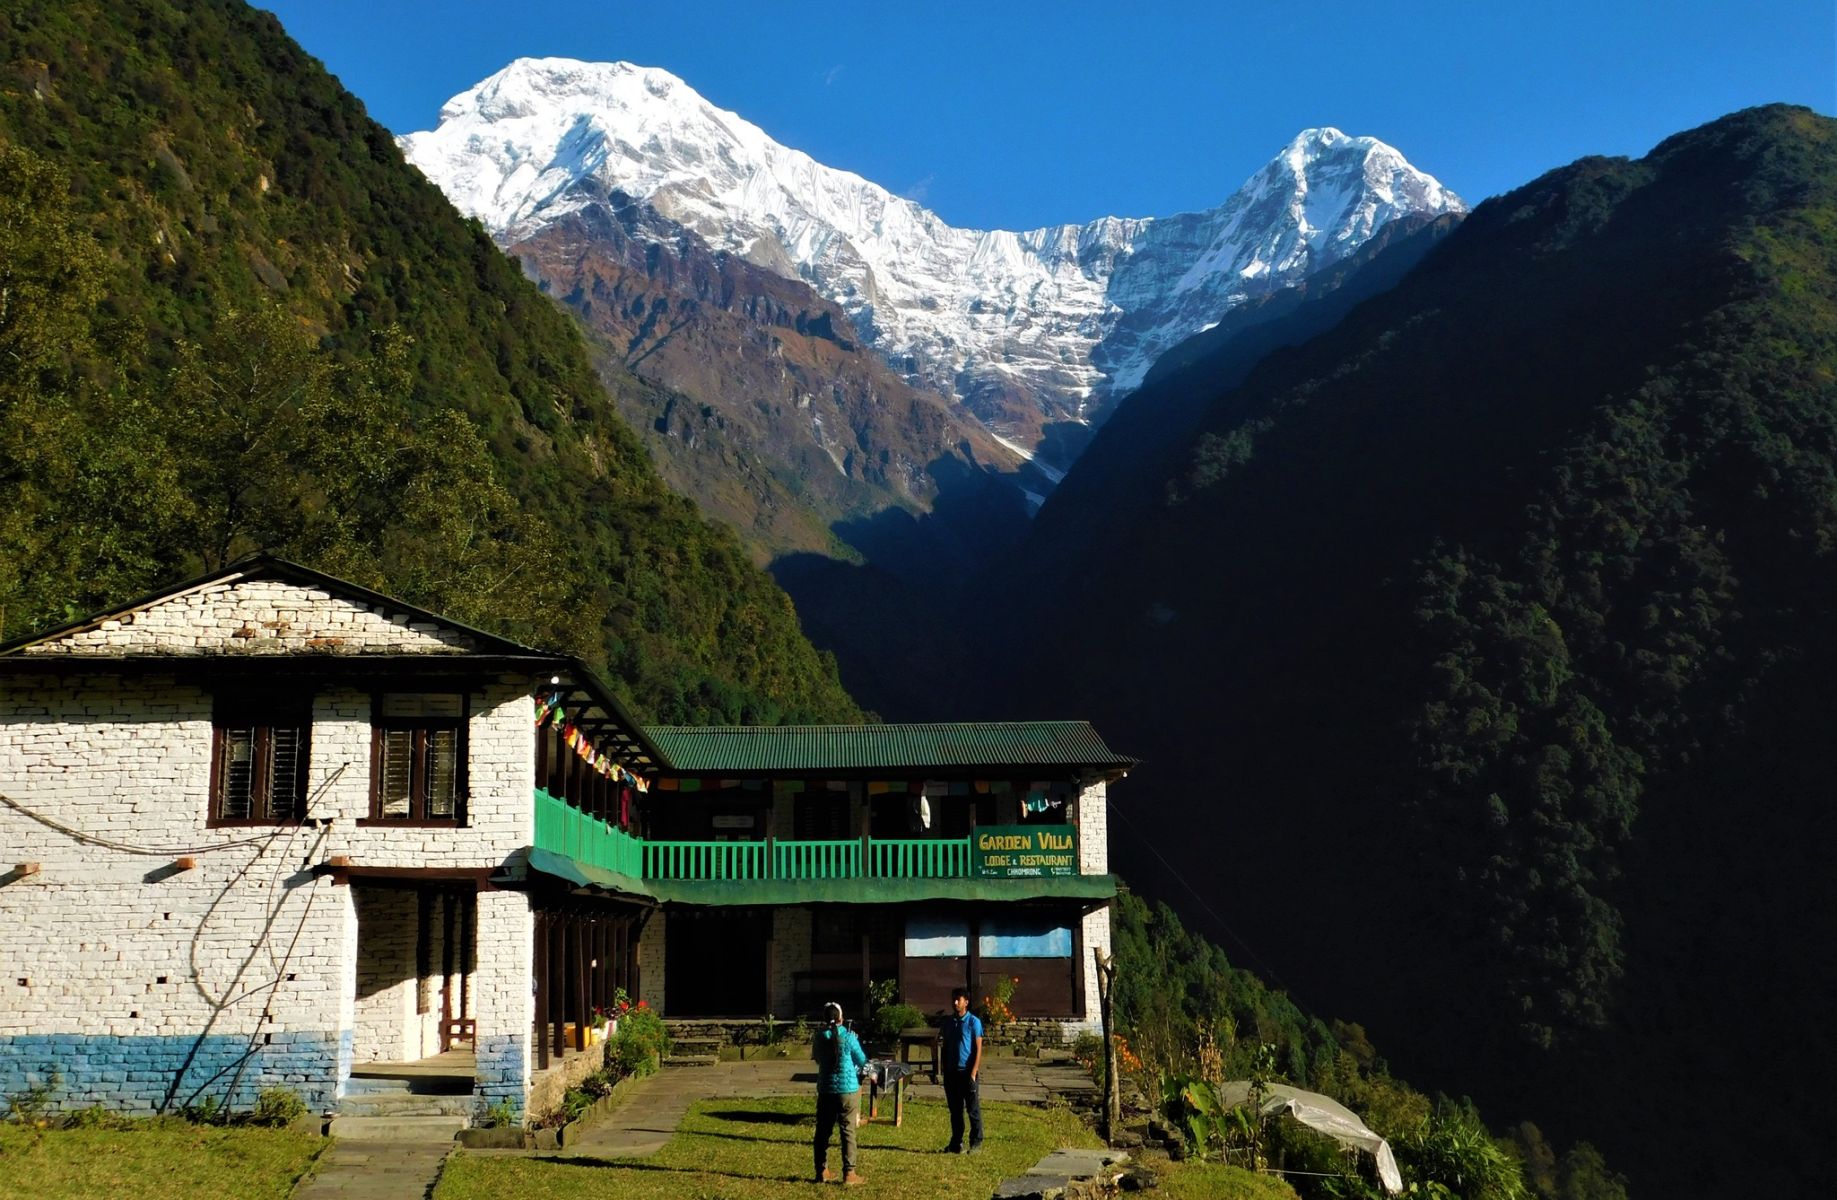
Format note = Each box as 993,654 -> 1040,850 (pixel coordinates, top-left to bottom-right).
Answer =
259,0 -> 1834,230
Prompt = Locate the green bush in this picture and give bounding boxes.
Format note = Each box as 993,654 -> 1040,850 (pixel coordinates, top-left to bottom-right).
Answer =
1395,1101 -> 1528,1200
872,1003 -> 926,1042
608,1005 -> 670,1078
249,1087 -> 309,1127
61,1105 -> 135,1131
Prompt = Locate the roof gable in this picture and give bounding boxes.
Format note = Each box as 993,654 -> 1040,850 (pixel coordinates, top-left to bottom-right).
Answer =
0,557 -> 541,660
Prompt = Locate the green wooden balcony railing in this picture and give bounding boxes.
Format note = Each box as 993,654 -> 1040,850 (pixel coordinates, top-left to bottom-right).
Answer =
534,788 -> 643,877
533,789 -> 1026,883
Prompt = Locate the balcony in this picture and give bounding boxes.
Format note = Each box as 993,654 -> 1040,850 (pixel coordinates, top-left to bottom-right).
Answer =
528,788 -> 1113,905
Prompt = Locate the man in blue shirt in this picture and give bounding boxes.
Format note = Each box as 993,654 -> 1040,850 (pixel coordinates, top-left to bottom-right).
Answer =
940,986 -> 984,1153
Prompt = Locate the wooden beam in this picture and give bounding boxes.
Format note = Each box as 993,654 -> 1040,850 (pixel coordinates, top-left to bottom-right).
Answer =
533,911 -> 550,1071
551,914 -> 567,1060
573,918 -> 589,1053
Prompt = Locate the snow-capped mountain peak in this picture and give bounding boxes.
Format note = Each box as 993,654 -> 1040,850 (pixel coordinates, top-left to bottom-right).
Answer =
401,58 -> 1465,451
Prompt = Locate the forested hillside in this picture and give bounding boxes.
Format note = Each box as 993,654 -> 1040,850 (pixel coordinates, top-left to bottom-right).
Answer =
980,105 -> 1836,1195
0,0 -> 859,724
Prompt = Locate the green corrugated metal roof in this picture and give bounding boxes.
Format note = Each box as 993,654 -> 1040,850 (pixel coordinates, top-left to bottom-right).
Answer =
642,721 -> 1135,774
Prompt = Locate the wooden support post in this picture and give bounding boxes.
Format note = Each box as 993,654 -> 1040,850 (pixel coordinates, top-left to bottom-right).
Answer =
855,928 -> 869,1018
460,897 -> 473,1023
574,917 -> 589,1052
534,911 -> 550,1070
858,783 -> 872,876
1095,947 -> 1119,1144
967,917 -> 981,1010
551,915 -> 567,1060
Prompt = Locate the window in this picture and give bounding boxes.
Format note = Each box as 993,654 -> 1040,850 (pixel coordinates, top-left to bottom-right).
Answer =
210,697 -> 311,824
903,917 -> 969,958
370,694 -> 467,823
977,920 -> 1073,958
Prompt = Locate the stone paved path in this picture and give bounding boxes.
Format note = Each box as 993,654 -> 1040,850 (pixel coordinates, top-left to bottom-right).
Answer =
558,1048 -> 1095,1159
558,1059 -> 811,1157
289,1046 -> 1104,1194
293,1140 -> 453,1200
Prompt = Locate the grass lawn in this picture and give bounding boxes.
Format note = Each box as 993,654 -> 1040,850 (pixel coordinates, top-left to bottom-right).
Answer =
437,1095 -> 1099,1200
1151,1159 -> 1299,1200
0,1123 -> 326,1199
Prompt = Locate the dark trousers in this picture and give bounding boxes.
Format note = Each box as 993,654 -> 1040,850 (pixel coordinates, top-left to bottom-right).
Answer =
814,1089 -> 860,1177
943,1068 -> 982,1148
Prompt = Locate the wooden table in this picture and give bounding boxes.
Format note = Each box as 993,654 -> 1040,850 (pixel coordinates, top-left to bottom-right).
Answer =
861,1060 -> 916,1126
898,1028 -> 941,1083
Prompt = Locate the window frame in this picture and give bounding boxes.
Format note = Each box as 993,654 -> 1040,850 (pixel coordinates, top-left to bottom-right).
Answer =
363,694 -> 469,826
207,694 -> 312,827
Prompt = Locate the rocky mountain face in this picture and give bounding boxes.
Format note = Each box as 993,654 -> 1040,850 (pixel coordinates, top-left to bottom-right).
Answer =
510,187 -> 1030,563
402,57 -> 1465,462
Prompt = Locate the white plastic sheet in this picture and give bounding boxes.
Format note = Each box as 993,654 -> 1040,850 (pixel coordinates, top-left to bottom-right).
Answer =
1219,1081 -> 1403,1194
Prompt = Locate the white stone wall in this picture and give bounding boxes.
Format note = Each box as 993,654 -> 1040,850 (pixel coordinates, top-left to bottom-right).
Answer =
472,889 -> 533,1115
637,909 -> 666,1013
1077,779 -> 1108,875
1071,904 -> 1114,1035
352,887 -> 420,1062
307,682 -> 534,868
21,579 -> 480,657
0,661 -> 539,1113
0,676 -> 353,1110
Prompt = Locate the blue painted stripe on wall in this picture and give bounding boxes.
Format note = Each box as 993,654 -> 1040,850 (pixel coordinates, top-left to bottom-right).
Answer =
0,1032 -> 341,1115
474,1033 -> 526,1117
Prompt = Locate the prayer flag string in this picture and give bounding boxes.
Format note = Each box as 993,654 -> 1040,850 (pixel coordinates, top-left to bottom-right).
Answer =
532,691 -> 650,792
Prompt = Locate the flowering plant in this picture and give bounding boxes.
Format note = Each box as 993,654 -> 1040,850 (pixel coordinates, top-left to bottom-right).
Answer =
607,1001 -> 669,1078
1113,1033 -> 1143,1074
979,975 -> 1020,1032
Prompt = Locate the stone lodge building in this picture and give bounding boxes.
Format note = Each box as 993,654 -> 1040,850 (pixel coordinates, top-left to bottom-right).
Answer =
0,558 -> 1131,1120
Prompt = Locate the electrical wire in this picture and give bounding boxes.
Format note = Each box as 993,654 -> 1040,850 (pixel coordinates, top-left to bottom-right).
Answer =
1105,796 -> 1296,997
0,762 -> 350,857
1,791 -> 286,854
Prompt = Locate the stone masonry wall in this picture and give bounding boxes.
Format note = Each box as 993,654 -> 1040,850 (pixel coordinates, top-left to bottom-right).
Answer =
0,653 -> 539,1114
1077,779 -> 1108,876
637,910 -> 666,1014
472,889 -> 532,1118
352,887 -> 418,1063
0,676 -> 353,1112
21,578 -> 480,657
1074,905 -> 1112,1036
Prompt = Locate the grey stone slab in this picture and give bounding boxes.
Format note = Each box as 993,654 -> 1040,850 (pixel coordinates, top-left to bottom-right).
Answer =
1029,1148 -> 1128,1176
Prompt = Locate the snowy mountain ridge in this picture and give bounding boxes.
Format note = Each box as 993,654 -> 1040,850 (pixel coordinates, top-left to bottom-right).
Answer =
401,57 -> 1464,450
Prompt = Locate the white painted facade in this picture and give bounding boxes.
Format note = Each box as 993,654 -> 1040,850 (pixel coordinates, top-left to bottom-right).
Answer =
0,573 -> 544,1117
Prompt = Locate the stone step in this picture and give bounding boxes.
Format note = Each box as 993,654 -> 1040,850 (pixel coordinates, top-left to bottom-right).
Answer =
344,1074 -> 473,1096
663,1053 -> 719,1068
338,1092 -> 476,1118
326,1114 -> 469,1142
669,1036 -> 722,1051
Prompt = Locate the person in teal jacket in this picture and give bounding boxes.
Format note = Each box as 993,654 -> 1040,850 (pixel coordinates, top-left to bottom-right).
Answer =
812,1001 -> 868,1184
